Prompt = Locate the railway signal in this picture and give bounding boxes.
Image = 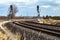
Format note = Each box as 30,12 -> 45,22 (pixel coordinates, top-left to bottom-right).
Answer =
8,4 -> 18,20
37,5 -> 40,18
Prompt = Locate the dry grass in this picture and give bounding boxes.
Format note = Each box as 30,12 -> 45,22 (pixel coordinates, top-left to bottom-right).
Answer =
3,24 -> 20,40
0,30 -> 20,40
0,20 -> 20,40
0,20 -> 9,40
0,29 -> 10,40
0,20 -> 3,22
38,18 -> 60,26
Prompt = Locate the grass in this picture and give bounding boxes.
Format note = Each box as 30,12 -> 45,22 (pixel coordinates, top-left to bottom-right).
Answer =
0,20 -> 20,40
38,18 -> 60,26
0,19 -> 60,40
0,29 -> 11,40
0,20 -> 9,40
0,27 -> 20,40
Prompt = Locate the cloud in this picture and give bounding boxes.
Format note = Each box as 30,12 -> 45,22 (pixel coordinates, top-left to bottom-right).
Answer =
48,0 -> 53,2
40,5 -> 51,8
0,0 -> 38,5
54,0 -> 60,4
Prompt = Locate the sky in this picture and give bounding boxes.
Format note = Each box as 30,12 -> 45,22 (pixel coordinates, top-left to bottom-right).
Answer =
0,0 -> 60,16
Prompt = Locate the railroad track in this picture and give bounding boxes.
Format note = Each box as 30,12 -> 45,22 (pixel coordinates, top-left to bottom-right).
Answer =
11,21 -> 60,37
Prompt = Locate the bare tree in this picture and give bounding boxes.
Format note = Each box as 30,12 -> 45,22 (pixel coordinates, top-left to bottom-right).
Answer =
8,4 -> 18,19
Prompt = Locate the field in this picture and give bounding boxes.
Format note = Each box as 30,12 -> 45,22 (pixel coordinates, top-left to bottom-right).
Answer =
38,18 -> 60,26
0,29 -> 10,40
0,20 -> 20,40
0,18 -> 60,40
0,30 -> 20,40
